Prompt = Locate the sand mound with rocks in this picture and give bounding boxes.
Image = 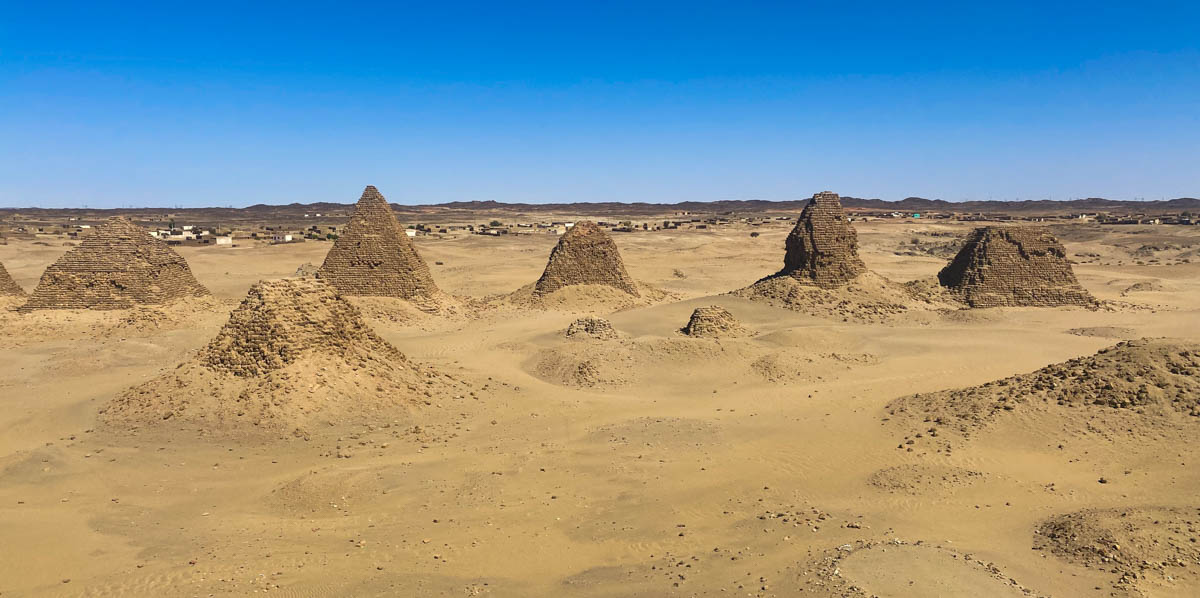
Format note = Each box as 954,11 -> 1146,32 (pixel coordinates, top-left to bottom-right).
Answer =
734,270 -> 943,323
867,464 -> 985,495
317,185 -> 440,300
0,261 -> 24,297
681,305 -> 748,338
1034,506 -> 1200,595
1067,326 -> 1138,339
733,192 -> 948,321
938,226 -> 1097,308
887,338 -> 1200,448
19,216 -> 210,311
102,278 -> 467,435
565,316 -> 621,340
1122,280 -> 1164,296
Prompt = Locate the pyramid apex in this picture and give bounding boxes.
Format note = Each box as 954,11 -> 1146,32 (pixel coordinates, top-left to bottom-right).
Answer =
358,185 -> 387,203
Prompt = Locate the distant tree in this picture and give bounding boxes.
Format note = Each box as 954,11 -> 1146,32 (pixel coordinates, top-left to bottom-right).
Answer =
489,220 -> 503,227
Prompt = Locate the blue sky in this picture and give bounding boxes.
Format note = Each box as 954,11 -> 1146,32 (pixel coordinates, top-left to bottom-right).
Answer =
1,1 -> 1197,207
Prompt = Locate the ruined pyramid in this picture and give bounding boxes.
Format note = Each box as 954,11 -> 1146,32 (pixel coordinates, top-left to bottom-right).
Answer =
0,261 -> 24,297
317,185 -> 439,299
20,216 -> 209,311
534,221 -> 639,297
103,278 -> 463,433
681,305 -> 748,338
778,191 -> 867,288
731,192 -> 933,321
938,226 -> 1096,308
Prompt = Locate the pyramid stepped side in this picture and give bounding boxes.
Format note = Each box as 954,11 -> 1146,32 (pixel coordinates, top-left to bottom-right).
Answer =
534,221 -> 639,296
778,191 -> 866,288
938,226 -> 1096,308
317,185 -> 439,299
200,278 -> 405,377
0,261 -> 24,296
20,217 -> 209,311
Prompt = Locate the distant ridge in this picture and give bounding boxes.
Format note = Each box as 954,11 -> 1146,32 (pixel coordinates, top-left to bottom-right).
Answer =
2,196 -> 1197,218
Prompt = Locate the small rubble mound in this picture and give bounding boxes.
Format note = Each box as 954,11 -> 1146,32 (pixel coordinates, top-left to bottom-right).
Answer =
102,278 -> 465,435
867,464 -> 985,495
681,305 -> 748,338
1034,507 -> 1200,595
887,339 -> 1200,447
0,261 -> 24,297
317,186 -> 440,300
293,262 -> 320,278
938,226 -> 1097,308
779,191 -> 866,288
534,221 -> 639,296
565,316 -> 620,340
1121,280 -> 1164,296
733,192 -> 946,321
1066,326 -> 1137,339
19,216 -> 210,311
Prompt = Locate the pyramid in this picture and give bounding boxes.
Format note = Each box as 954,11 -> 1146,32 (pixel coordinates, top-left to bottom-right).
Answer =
19,216 -> 209,311
199,278 -> 406,376
681,306 -> 748,338
938,226 -> 1096,308
0,261 -> 24,297
534,221 -> 639,296
103,278 -> 460,432
777,191 -> 866,288
317,185 -> 439,299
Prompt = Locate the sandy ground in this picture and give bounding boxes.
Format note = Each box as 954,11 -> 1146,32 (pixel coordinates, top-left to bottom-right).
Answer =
1,219 -> 1198,597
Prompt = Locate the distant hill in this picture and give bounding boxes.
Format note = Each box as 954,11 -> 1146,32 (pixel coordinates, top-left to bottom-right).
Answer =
2,196 -> 1197,223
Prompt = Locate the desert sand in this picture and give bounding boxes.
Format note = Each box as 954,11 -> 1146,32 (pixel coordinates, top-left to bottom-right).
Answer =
1,210 -> 1198,597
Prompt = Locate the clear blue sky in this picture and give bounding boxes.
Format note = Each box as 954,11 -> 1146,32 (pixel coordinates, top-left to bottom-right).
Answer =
2,1 -> 1197,208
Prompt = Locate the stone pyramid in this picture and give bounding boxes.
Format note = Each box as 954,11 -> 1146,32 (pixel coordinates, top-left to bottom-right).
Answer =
938,226 -> 1096,308
199,278 -> 406,376
534,221 -> 639,296
0,261 -> 24,296
777,191 -> 866,288
20,216 -> 209,311
317,185 -> 439,299
104,278 -> 461,431
682,305 -> 748,338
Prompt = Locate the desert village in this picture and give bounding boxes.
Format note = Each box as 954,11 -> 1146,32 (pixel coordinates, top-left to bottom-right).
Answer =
0,186 -> 1198,597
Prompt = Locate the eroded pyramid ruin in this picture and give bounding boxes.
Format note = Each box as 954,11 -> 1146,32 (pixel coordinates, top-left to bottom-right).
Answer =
778,191 -> 866,288
199,278 -> 406,376
20,216 -> 209,311
317,186 -> 439,299
103,278 -> 462,432
565,316 -> 620,340
534,221 -> 639,296
0,262 -> 24,297
681,305 -> 748,338
938,226 -> 1096,308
